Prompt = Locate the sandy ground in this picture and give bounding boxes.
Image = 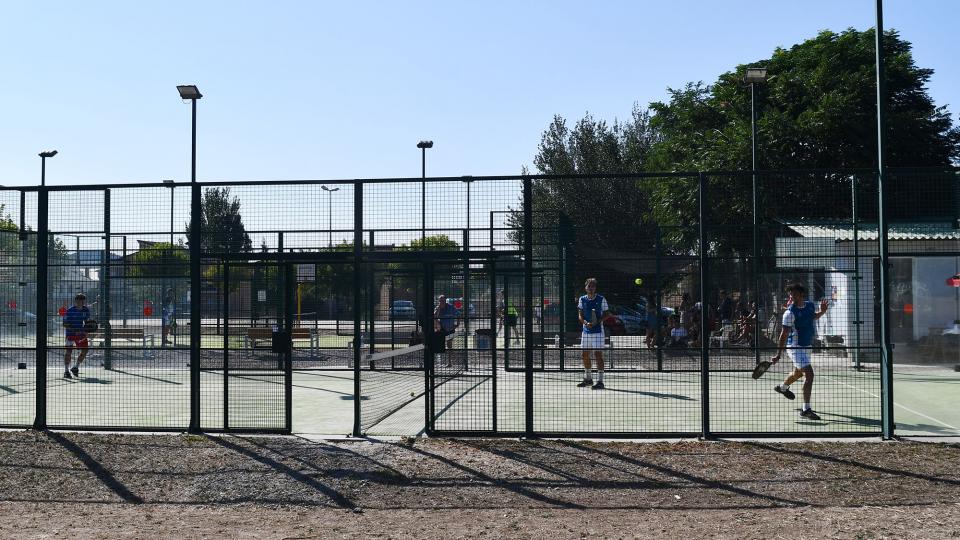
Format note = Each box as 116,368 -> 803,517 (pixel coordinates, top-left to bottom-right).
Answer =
0,431 -> 958,539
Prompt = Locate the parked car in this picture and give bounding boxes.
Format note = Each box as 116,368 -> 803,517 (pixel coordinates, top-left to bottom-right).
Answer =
389,300 -> 417,320
606,302 -> 675,335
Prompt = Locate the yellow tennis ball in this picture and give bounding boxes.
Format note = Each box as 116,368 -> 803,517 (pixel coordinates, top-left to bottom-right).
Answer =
634,278 -> 643,286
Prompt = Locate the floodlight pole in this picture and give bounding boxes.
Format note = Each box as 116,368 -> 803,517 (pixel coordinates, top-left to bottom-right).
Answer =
874,0 -> 895,440
417,141 -> 433,245
178,84 -> 203,433
750,81 -> 760,365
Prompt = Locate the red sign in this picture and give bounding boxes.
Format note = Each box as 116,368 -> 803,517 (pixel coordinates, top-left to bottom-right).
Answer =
543,299 -> 551,305
903,304 -> 914,315
453,300 -> 463,310
7,300 -> 16,309
58,306 -> 66,317
143,300 -> 154,317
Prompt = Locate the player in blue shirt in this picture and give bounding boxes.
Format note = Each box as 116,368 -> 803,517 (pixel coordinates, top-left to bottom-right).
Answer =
771,283 -> 829,420
577,278 -> 610,390
62,293 -> 92,379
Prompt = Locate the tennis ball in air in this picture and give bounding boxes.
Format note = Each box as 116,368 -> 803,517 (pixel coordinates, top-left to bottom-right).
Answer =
410,391 -> 416,397
634,278 -> 643,286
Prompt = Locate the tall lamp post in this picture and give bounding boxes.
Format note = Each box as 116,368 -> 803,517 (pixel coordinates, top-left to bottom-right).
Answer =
743,67 -> 767,363
417,140 -> 433,245
321,185 -> 340,248
177,84 -> 202,433
39,150 -> 58,187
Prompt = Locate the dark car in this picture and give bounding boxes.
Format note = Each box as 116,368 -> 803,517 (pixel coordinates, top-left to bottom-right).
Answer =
389,300 -> 417,320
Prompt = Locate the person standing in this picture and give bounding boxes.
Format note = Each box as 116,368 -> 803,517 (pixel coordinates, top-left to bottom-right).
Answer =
162,288 -> 176,346
771,283 -> 829,420
62,293 -> 91,379
433,295 -> 460,367
577,278 -> 610,390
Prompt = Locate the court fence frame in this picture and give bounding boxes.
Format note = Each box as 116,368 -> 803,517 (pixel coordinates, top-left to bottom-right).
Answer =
0,167 -> 957,439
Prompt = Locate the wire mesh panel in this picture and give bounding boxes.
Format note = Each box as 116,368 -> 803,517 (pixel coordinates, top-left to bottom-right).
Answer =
526,175 -> 703,435
704,172 -> 882,434
0,189 -> 37,427
200,261 -> 288,431
5,170 -> 951,435
429,261 -> 498,433
43,186 -> 192,429
358,262 -> 426,435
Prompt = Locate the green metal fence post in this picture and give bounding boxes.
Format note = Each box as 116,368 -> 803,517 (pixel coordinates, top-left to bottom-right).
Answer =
523,175 -> 534,437
102,189 -> 112,370
698,173 -> 712,440
34,187 -> 49,430
875,0 -> 895,439
352,181 -> 363,437
189,182 -> 202,433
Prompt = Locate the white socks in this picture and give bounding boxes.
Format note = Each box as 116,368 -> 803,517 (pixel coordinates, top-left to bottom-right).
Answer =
583,368 -> 591,380
597,371 -> 604,382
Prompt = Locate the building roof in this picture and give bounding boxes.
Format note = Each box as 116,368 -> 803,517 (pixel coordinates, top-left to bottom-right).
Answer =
785,222 -> 960,242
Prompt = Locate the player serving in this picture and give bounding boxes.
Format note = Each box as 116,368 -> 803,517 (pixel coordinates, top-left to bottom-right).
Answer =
770,283 -> 828,420
577,278 -> 610,390
63,293 -> 94,379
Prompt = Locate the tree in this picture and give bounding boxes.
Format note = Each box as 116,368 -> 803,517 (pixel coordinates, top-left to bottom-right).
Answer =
186,187 -> 252,254
523,107 -> 661,252
530,28 -> 960,257
644,28 -> 960,252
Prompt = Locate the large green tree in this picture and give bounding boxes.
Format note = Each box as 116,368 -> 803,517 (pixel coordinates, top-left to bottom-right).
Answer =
186,187 -> 252,254
532,28 -> 959,257
644,28 -> 959,252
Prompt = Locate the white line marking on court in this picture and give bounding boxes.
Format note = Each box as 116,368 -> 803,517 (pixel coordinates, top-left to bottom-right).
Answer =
821,374 -> 960,431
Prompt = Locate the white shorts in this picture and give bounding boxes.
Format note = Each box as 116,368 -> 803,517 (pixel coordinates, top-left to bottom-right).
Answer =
787,347 -> 812,369
580,332 -> 605,350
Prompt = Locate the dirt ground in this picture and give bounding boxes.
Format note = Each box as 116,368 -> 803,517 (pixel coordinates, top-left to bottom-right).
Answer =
0,431 -> 958,539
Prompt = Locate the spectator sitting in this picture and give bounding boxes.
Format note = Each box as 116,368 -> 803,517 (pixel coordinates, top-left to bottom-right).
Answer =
667,315 -> 689,348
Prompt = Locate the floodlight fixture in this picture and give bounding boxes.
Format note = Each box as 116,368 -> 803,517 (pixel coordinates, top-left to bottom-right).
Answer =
176,85 -> 203,100
743,67 -> 768,84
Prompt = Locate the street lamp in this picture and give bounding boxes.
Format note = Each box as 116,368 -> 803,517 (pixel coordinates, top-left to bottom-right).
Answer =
178,85 -> 202,432
321,185 -> 340,248
176,85 -> 202,183
39,150 -> 58,187
743,66 -> 767,362
417,140 -> 433,244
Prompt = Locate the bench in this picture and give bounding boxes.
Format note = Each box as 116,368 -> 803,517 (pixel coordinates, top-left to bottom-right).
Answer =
87,328 -> 156,359
245,327 -> 319,355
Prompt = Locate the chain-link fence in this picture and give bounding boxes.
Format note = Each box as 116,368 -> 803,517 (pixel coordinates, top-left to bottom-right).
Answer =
0,169 -> 955,436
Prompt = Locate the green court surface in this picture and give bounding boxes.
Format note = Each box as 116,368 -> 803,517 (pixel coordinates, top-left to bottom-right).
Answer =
2,359 -> 957,437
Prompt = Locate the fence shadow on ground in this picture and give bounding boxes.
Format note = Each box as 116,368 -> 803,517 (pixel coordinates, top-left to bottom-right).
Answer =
1,433 -> 958,510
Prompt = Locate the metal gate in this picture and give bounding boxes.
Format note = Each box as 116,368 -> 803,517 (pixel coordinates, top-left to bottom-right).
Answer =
203,260 -> 291,432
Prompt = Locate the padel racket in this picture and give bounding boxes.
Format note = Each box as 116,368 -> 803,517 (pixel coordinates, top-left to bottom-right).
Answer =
83,319 -> 99,333
751,360 -> 773,379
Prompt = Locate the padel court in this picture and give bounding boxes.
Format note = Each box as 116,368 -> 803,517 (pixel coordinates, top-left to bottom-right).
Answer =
2,345 -> 957,437
1,173 -> 957,438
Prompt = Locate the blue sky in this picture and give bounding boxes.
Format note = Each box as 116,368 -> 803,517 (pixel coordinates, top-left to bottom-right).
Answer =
0,0 -> 957,187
